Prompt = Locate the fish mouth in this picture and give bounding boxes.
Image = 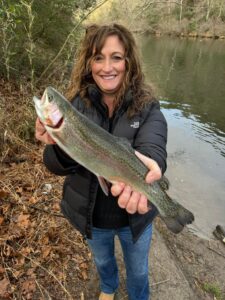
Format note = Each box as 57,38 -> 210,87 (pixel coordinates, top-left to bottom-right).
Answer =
46,117 -> 64,130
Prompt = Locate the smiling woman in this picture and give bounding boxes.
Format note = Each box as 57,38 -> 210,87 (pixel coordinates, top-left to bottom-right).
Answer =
66,23 -> 156,117
35,23 -> 168,300
91,35 -> 126,100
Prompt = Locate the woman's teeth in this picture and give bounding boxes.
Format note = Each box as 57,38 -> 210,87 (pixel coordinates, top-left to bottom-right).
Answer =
101,75 -> 116,80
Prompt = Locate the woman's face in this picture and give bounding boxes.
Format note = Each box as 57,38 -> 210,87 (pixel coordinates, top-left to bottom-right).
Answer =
90,35 -> 126,96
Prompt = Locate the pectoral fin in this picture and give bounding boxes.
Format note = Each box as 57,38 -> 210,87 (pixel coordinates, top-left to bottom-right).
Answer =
97,176 -> 110,196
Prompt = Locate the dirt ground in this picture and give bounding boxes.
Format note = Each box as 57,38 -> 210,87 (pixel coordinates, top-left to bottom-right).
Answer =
151,219 -> 225,300
85,218 -> 225,300
0,146 -> 224,300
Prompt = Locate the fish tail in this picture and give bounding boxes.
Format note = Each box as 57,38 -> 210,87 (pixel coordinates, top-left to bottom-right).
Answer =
160,202 -> 194,234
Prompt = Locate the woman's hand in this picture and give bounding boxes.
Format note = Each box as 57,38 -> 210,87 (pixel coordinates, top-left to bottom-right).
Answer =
111,151 -> 162,214
35,118 -> 56,144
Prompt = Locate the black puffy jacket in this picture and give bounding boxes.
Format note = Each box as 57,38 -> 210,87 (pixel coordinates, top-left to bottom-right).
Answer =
43,87 -> 167,242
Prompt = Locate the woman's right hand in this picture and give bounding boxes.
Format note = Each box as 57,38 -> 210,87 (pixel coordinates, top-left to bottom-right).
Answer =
111,151 -> 162,215
35,118 -> 56,144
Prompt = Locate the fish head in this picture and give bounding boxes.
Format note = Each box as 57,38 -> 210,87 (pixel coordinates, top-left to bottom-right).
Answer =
33,86 -> 66,130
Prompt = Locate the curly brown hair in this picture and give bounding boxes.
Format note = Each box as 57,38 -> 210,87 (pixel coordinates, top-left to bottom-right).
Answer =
66,23 -> 155,116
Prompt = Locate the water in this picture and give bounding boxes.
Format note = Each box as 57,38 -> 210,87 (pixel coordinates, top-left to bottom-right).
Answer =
141,35 -> 225,239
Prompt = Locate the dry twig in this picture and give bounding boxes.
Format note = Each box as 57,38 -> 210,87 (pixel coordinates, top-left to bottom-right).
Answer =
207,246 -> 225,259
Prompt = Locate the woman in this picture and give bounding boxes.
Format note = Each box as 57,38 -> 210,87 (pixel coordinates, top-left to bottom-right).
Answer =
35,23 -> 167,300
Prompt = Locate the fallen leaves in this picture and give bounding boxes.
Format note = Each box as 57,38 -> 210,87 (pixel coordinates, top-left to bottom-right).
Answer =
0,146 -> 91,299
0,216 -> 4,225
21,278 -> 36,300
0,277 -> 10,299
0,190 -> 9,199
41,246 -> 52,259
16,214 -> 31,229
0,81 -> 92,299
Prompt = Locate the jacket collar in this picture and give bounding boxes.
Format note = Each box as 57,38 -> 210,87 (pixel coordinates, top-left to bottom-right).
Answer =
87,85 -> 133,118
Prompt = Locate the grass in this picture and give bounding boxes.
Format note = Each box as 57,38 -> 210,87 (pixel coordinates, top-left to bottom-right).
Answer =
202,282 -> 223,300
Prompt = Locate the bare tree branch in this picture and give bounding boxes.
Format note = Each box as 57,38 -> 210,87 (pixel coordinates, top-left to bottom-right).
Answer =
36,0 -> 110,84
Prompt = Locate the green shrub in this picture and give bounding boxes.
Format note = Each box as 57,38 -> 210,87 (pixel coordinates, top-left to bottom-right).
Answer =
0,0 -> 96,82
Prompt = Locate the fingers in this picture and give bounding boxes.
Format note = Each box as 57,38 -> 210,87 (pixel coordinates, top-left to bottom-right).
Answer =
117,185 -> 132,210
111,182 -> 125,197
145,162 -> 161,183
135,151 -> 162,183
138,194 -> 150,214
111,151 -> 162,215
127,192 -> 150,214
35,118 -> 46,136
35,118 -> 56,144
117,186 -> 150,214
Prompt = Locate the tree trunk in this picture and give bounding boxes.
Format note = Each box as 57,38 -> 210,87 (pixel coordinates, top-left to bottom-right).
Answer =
180,0 -> 183,24
206,0 -> 212,21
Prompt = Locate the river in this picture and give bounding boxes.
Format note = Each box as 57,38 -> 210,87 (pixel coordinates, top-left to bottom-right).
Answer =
141,35 -> 225,239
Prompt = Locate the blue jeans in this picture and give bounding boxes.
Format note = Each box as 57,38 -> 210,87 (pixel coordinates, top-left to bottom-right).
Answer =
87,224 -> 152,300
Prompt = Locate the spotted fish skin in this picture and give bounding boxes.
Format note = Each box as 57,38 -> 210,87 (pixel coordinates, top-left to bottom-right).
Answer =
33,86 -> 194,233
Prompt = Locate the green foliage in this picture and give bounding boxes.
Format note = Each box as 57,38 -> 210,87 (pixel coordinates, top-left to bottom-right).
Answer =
130,0 -> 225,36
170,5 -> 181,21
188,21 -> 197,32
0,0 -> 96,82
183,7 -> 195,20
147,11 -> 161,28
202,282 -> 223,300
110,1 -> 121,21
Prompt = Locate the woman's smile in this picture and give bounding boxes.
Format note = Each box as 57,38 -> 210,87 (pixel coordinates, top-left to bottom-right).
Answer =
100,75 -> 117,80
91,35 -> 126,96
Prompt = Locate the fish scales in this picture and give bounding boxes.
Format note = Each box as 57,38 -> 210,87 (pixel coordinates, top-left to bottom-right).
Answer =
34,86 -> 195,233
63,106 -> 147,184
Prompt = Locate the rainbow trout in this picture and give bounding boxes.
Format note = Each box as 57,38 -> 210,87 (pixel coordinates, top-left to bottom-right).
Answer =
33,87 -> 194,233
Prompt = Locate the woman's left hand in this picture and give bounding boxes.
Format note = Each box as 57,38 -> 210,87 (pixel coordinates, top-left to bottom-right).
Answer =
111,151 -> 162,214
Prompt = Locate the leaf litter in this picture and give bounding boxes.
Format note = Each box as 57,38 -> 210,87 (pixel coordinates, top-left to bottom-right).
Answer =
0,80 -> 92,299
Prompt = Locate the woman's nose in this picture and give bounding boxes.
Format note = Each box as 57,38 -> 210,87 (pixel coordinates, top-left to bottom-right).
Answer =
102,58 -> 113,72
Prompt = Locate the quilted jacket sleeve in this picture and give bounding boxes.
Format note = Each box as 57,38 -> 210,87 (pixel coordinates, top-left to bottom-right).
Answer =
43,144 -> 80,176
133,101 -> 167,174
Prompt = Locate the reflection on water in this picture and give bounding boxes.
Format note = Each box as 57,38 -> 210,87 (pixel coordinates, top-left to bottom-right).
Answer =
141,35 -> 225,238
162,104 -> 225,239
161,100 -> 225,157
141,35 -> 225,146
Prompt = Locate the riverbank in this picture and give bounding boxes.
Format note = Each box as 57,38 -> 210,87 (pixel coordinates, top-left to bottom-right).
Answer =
153,219 -> 225,300
87,0 -> 225,42
86,218 -> 225,300
132,25 -> 225,39
140,30 -> 225,40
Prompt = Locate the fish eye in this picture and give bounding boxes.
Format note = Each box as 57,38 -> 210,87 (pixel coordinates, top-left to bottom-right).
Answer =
48,94 -> 53,102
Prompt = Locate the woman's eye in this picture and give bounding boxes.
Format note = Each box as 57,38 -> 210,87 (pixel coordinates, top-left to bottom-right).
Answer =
94,55 -> 103,61
112,56 -> 123,61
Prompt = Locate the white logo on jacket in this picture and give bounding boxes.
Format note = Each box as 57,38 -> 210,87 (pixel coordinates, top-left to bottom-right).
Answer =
130,121 -> 139,128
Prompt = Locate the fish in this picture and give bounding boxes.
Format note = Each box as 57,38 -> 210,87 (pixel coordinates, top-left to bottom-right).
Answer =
33,86 -> 194,234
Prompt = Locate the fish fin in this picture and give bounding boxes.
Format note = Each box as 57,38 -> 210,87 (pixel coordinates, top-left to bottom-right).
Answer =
160,205 -> 194,234
97,176 -> 110,196
159,216 -> 184,233
157,176 -> 170,191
